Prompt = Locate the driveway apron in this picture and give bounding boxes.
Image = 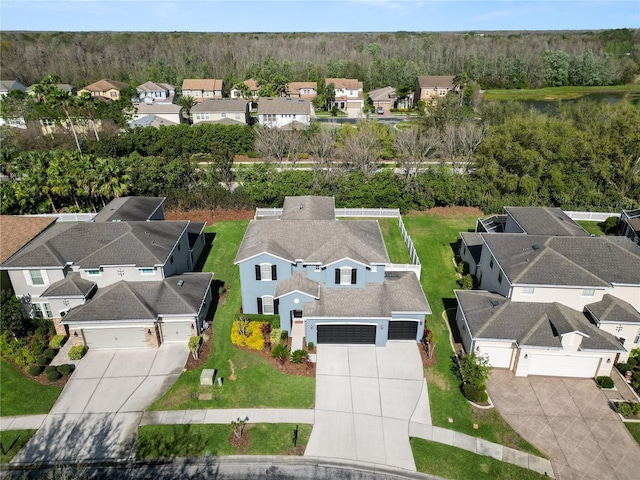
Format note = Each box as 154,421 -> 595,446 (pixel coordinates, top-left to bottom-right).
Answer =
305,342 -> 428,471
11,343 -> 188,464
487,369 -> 640,480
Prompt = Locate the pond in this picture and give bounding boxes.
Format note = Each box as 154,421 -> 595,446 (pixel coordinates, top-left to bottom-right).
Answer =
519,91 -> 640,114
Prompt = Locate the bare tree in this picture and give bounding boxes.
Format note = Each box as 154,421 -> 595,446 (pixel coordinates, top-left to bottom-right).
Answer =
284,128 -> 305,169
307,127 -> 337,182
254,125 -> 288,169
457,121 -> 485,167
341,123 -> 381,174
395,127 -> 440,184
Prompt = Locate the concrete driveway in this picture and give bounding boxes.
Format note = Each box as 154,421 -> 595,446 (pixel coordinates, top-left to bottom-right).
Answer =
488,369 -> 640,480
304,342 -> 430,471
11,343 -> 188,464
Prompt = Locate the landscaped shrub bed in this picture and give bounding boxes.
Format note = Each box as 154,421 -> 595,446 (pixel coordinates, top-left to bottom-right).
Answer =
68,345 -> 87,360
49,335 -> 67,349
616,348 -> 640,396
236,313 -> 280,329
230,319 -> 265,351
596,376 -> 615,389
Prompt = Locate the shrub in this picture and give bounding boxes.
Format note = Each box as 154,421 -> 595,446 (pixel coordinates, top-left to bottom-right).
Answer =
307,342 -> 315,351
56,364 -> 73,376
43,348 -> 57,359
600,216 -> 619,235
458,274 -> 473,290
68,345 -> 87,360
260,322 -> 272,337
49,335 -> 67,349
271,343 -> 290,364
237,313 -> 280,329
36,356 -> 50,366
462,383 -> 488,403
230,320 -> 264,351
28,365 -> 43,376
280,331 -> 288,341
617,402 -> 640,418
596,376 -> 615,389
44,366 -> 57,375
290,349 -> 309,364
45,370 -> 62,382
188,336 -> 202,360
21,346 -> 39,367
270,328 -> 282,346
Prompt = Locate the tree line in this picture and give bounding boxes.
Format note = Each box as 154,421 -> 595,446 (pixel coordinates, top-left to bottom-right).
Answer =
2,97 -> 638,216
1,30 -> 638,92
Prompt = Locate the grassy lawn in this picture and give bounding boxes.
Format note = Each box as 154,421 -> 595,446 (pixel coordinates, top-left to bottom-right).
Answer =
404,211 -> 542,456
151,221 -> 315,410
0,358 -> 62,416
482,84 -> 640,101
378,218 -> 412,264
0,429 -> 36,463
411,439 -> 549,480
625,423 -> 640,445
577,220 -> 605,236
137,423 -> 311,458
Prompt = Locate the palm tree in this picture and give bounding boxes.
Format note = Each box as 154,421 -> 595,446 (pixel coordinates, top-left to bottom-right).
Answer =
177,95 -> 197,124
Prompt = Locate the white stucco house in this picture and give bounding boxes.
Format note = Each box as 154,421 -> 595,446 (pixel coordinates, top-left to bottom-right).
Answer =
325,78 -> 364,118
257,97 -> 314,129
191,98 -> 250,125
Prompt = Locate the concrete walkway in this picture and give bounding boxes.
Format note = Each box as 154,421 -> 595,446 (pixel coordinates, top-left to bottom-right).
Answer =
0,414 -> 48,431
140,408 -> 315,426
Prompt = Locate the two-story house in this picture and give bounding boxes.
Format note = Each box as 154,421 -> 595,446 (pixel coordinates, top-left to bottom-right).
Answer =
325,78 -> 364,118
191,98 -> 250,125
257,97 -> 314,129
77,79 -> 130,100
286,82 -> 317,100
1,197 -> 211,349
234,196 -> 431,347
136,81 -> 175,104
413,76 -> 457,107
619,209 -> 640,245
181,79 -> 224,102
230,79 -> 260,100
0,80 -> 27,97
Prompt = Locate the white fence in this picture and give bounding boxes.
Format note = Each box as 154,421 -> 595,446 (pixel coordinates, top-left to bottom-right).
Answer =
254,207 -> 421,276
22,213 -> 96,222
564,211 -> 620,222
384,263 -> 421,280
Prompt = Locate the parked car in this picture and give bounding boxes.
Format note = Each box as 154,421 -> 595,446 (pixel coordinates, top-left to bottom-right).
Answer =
376,107 -> 384,115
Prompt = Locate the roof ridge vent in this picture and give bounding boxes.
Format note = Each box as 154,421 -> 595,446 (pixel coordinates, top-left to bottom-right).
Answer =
490,300 -> 500,307
177,280 -> 184,286
532,244 -> 540,250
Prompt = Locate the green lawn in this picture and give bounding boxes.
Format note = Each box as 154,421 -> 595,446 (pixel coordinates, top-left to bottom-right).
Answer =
137,423 -> 311,458
0,429 -> 37,463
151,221 -> 315,410
625,423 -> 640,445
0,358 -> 62,416
378,218 -> 412,264
411,439 -> 549,480
577,220 -> 605,236
404,212 -> 543,456
482,84 -> 640,101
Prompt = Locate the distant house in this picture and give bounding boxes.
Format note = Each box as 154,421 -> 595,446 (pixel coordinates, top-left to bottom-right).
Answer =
0,80 -> 28,128
475,206 -> 590,236
619,209 -> 640,245
0,80 -> 27,97
257,97 -> 314,129
130,102 -> 183,126
191,98 -> 250,125
413,76 -> 457,106
286,82 -> 317,99
325,78 -> 364,118
368,86 -> 399,115
230,79 -> 260,100
181,79 -> 224,102
77,79 -> 130,100
136,81 -> 175,103
27,83 -> 76,96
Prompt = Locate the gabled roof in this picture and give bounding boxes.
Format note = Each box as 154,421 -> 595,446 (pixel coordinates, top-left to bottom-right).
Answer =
0,215 -> 56,264
0,80 -> 27,92
305,271 -> 430,317
325,78 -> 363,90
455,290 -> 623,351
504,207 -> 589,236
62,273 -> 212,323
93,196 -> 165,223
42,272 -> 96,298
181,79 -> 223,91
81,79 -> 129,92
191,98 -> 248,113
3,221 -> 188,269
137,81 -> 175,93
129,115 -> 179,129
586,294 -> 640,324
281,196 -> 335,221
257,97 -> 311,115
275,271 -> 320,299
482,234 -> 640,287
460,232 -> 483,265
368,86 -> 396,102
416,76 -> 455,89
186,222 -> 206,249
27,83 -> 75,93
134,103 -> 182,115
286,82 -> 317,95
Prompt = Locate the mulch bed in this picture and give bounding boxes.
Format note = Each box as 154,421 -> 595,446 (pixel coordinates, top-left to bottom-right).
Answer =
234,340 -> 316,378
4,357 -> 72,388
418,343 -> 437,368
184,323 -> 213,371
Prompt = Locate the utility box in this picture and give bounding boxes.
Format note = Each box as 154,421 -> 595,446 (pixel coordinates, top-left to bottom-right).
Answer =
200,369 -> 216,386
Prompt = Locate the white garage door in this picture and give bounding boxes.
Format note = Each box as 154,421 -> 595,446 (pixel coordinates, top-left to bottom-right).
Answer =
476,344 -> 513,368
528,354 -> 600,378
83,327 -> 148,349
161,322 -> 192,343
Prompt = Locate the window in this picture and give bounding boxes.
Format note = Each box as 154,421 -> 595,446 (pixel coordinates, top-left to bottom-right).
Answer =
110,91 -> 117,98
31,303 -> 52,319
634,329 -> 640,344
522,287 -> 535,295
370,265 -> 377,273
293,310 -> 303,318
32,304 -> 43,318
86,269 -> 101,276
256,263 -> 277,281
439,89 -> 447,96
257,296 -> 278,315
582,288 -> 595,297
140,268 -> 154,275
489,256 -> 494,269
336,267 -> 356,285
498,271 -> 503,284
315,265 -> 322,272
221,112 -> 227,118
29,270 -> 45,285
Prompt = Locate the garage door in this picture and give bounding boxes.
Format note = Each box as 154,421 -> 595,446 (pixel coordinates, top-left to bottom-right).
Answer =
388,321 -> 418,340
528,354 -> 600,378
161,322 -> 192,343
476,344 -> 514,368
83,327 -> 147,349
317,324 -> 376,344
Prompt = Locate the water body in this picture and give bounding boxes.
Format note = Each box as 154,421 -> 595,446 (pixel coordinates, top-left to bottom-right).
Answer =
520,91 -> 640,114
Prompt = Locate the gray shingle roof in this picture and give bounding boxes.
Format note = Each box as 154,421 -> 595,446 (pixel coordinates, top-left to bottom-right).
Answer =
93,196 -> 165,222
460,232 -> 483,265
62,273 -> 212,323
3,221 -> 188,269
585,294 -> 640,324
186,222 -> 205,249
305,271 -> 430,318
257,97 -> 311,115
275,271 -> 320,298
504,207 -> 589,236
455,290 -> 623,351
281,196 -> 335,221
191,98 -> 248,113
482,234 -> 640,287
42,272 -> 96,298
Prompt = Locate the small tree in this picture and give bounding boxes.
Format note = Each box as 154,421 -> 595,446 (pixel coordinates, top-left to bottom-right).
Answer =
460,352 -> 492,390
188,336 -> 202,360
0,289 -> 29,338
421,328 -> 435,360
230,416 -> 249,439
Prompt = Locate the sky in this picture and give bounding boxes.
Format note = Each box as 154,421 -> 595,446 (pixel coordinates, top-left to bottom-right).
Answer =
0,0 -> 638,32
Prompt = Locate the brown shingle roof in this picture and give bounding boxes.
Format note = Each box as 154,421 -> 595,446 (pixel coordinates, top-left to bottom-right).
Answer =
287,82 -> 317,95
181,79 -> 223,91
0,216 -> 56,264
416,76 -> 455,89
325,78 -> 363,90
81,79 -> 130,92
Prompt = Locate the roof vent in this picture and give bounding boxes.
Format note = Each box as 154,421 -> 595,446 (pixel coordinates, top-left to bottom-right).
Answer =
532,244 -> 540,250
299,203 -> 304,209
177,280 -> 184,287
490,300 -> 500,307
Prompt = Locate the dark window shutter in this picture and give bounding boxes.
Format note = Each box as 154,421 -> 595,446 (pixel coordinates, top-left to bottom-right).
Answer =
274,299 -> 279,315
271,264 -> 277,281
335,268 -> 340,284
351,268 -> 357,284
257,297 -> 263,314
255,265 -> 261,280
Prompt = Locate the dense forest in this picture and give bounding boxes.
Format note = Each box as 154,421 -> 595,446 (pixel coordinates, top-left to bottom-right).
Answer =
1,29 -> 638,91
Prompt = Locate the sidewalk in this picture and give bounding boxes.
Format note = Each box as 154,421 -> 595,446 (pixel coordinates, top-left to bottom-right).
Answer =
140,408 -> 315,426
0,415 -> 47,431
